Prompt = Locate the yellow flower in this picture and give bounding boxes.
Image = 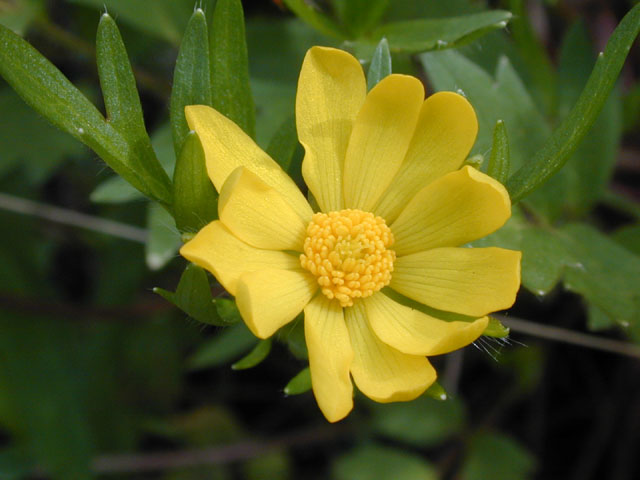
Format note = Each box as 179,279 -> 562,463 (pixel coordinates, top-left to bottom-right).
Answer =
180,46 -> 521,422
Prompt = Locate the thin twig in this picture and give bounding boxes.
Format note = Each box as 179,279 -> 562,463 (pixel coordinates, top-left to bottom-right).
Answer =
497,314 -> 640,359
92,424 -> 349,474
0,192 -> 148,243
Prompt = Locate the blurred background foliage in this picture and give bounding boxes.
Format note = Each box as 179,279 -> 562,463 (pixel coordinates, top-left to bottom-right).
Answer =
0,0 -> 639,478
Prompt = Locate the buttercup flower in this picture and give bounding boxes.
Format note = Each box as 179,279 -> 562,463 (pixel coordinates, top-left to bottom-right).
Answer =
180,46 -> 521,422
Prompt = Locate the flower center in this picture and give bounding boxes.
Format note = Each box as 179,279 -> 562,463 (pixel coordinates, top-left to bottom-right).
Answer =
300,209 -> 395,307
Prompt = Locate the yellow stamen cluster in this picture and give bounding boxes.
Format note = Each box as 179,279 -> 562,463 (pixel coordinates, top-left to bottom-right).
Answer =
300,209 -> 395,307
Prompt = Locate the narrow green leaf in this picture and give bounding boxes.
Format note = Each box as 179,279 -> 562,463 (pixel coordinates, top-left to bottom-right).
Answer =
332,0 -> 390,38
188,323 -> 257,370
282,0 -> 347,39
210,0 -> 255,137
145,203 -> 181,271
172,131 -> 218,233
487,120 -> 510,184
154,263 -> 225,326
506,4 -> 640,203
425,381 -> 447,401
215,298 -> 242,324
284,367 -> 311,395
232,339 -> 272,370
90,175 -> 143,204
484,317 -> 510,338
266,116 -> 298,173
367,37 -> 392,90
0,23 -> 172,206
170,8 -> 212,155
96,13 -> 162,184
370,10 -> 512,53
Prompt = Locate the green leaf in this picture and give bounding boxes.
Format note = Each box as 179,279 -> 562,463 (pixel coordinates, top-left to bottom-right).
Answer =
170,8 -> 212,155
0,447 -> 34,480
476,209 -> 640,330
333,445 -> 437,480
0,23 -> 173,206
283,367 -> 311,396
210,0 -> 255,138
215,297 -> 243,324
332,0 -> 390,38
91,123 -> 174,204
145,202 -> 181,271
424,381 -> 447,401
172,131 -> 218,233
89,175 -> 142,204
487,120 -> 510,184
612,224 -> 640,256
370,396 -> 465,447
279,316 -> 308,359
154,263 -> 225,326
536,21 -> 623,218
0,0 -> 43,34
266,116 -> 298,173
484,317 -> 510,338
506,4 -> 640,203
367,37 -> 392,90
232,339 -> 272,370
188,323 -> 258,370
96,13 -> 166,190
421,51 -> 550,176
282,0 -> 346,39
462,432 -> 535,480
370,10 -> 512,53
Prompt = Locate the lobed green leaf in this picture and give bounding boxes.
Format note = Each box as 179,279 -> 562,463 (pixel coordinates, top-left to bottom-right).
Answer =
371,10 -> 512,53
506,4 -> 640,203
333,445 -> 437,480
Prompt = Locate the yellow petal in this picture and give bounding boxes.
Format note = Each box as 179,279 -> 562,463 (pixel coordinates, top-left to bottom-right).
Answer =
374,92 -> 478,223
304,295 -> 354,422
180,221 -> 300,296
364,293 -> 488,356
236,269 -> 317,339
391,166 -> 511,255
391,247 -> 522,317
345,303 -> 436,403
297,46 -> 366,212
185,105 -> 310,220
219,167 -> 311,251
343,74 -> 424,211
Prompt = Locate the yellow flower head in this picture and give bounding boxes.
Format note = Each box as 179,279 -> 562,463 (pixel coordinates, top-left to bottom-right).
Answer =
180,46 -> 521,422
